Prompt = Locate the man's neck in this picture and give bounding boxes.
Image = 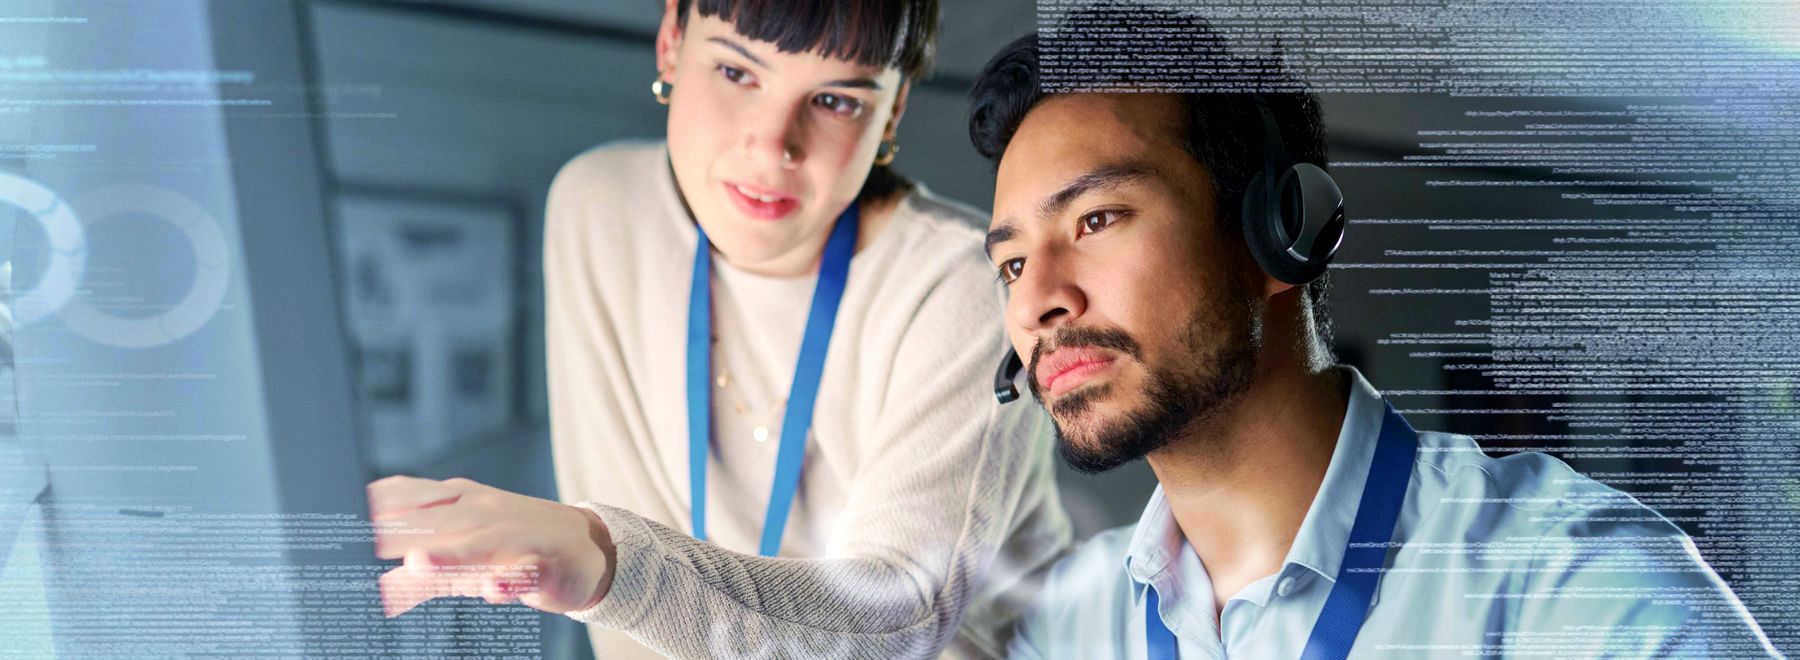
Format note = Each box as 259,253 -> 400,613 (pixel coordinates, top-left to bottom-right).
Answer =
1145,359 -> 1349,617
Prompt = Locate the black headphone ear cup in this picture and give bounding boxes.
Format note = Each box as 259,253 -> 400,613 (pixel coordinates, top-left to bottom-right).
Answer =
1286,163 -> 1345,273
1240,169 -> 1318,286
1280,178 -> 1306,241
1314,207 -> 1347,265
1239,169 -> 1275,266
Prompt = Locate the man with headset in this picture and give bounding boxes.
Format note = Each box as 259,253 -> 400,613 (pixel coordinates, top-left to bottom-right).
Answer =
967,5 -> 1781,659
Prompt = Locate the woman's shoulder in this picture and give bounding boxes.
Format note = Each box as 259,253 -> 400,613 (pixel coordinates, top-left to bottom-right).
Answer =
545,139 -> 682,251
853,185 -> 1004,321
893,184 -> 990,243
875,185 -> 994,268
550,139 -> 667,198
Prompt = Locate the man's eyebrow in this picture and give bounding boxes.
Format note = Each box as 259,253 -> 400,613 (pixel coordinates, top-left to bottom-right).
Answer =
1037,163 -> 1157,221
707,36 -> 883,91
984,223 -> 1016,261
707,37 -> 767,69
986,162 -> 1157,260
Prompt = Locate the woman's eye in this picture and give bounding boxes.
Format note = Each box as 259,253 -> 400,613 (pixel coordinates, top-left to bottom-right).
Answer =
1079,209 -> 1124,236
813,92 -> 865,119
717,64 -> 754,87
996,258 -> 1025,285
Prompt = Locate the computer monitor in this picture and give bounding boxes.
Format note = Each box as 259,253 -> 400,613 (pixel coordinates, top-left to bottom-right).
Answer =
0,1 -> 394,655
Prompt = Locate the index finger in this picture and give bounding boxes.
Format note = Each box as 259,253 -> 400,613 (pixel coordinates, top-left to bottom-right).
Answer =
366,475 -> 464,519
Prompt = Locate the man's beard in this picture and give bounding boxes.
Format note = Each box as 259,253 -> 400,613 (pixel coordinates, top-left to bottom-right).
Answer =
1029,294 -> 1261,474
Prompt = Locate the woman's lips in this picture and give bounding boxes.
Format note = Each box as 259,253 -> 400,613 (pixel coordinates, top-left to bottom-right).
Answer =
1041,353 -> 1118,397
724,181 -> 799,220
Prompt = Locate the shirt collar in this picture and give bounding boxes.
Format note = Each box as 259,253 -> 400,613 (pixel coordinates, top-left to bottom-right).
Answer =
1120,365 -> 1387,601
1123,484 -> 1181,605
1284,365 -> 1386,583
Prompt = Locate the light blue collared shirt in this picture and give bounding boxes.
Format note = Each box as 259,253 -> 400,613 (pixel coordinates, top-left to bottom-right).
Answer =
1010,366 -> 1780,659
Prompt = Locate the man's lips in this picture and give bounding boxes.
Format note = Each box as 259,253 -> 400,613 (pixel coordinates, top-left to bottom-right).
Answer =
1036,347 -> 1118,397
723,180 -> 799,220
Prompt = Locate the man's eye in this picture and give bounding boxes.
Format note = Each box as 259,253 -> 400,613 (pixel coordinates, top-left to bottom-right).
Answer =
1079,210 -> 1124,236
996,258 -> 1025,286
717,64 -> 754,86
813,92 -> 865,118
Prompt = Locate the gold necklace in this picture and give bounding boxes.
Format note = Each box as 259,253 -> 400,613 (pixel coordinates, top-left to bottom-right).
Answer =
715,368 -> 786,442
712,335 -> 786,442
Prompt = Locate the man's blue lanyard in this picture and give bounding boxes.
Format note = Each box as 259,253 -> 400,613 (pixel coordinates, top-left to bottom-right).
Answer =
685,204 -> 859,557
1144,399 -> 1418,660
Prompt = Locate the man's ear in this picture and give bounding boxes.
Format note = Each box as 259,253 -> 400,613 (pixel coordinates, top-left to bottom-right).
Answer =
1262,274 -> 1296,298
654,0 -> 684,79
1251,247 -> 1295,299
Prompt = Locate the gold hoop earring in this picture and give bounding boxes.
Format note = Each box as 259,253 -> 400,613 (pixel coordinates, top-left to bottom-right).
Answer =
651,78 -> 673,105
874,139 -> 899,166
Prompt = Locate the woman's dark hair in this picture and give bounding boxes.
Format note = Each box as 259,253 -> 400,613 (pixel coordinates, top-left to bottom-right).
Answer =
677,0 -> 937,82
677,0 -> 940,203
966,2 -> 1335,348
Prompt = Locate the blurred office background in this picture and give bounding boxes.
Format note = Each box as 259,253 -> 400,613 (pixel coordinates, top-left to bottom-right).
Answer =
3,0 -> 1796,657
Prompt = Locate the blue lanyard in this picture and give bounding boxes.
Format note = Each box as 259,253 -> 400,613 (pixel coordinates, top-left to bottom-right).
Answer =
1144,400 -> 1418,660
685,204 -> 860,557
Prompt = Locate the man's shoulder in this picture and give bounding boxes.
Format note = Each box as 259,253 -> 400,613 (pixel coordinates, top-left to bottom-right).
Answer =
1406,431 -> 1778,654
1415,430 -> 1685,539
1030,523 -> 1137,615
1007,522 -> 1138,658
1408,430 -> 1735,593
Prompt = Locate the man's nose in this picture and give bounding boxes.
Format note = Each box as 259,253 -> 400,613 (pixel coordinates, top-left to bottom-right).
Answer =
1011,247 -> 1086,335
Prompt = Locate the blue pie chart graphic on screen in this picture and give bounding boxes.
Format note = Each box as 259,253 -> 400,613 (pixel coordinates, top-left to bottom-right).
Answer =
60,183 -> 232,349
0,172 -> 85,326
0,175 -> 231,348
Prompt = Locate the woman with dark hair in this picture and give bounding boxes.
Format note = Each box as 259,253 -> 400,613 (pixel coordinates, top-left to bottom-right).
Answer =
365,0 -> 1071,658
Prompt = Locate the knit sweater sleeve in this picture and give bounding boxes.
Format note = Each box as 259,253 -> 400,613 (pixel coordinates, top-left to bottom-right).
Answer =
562,259 -> 1052,660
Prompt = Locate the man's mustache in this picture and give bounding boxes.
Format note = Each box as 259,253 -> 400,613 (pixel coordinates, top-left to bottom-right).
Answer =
1026,325 -> 1143,401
